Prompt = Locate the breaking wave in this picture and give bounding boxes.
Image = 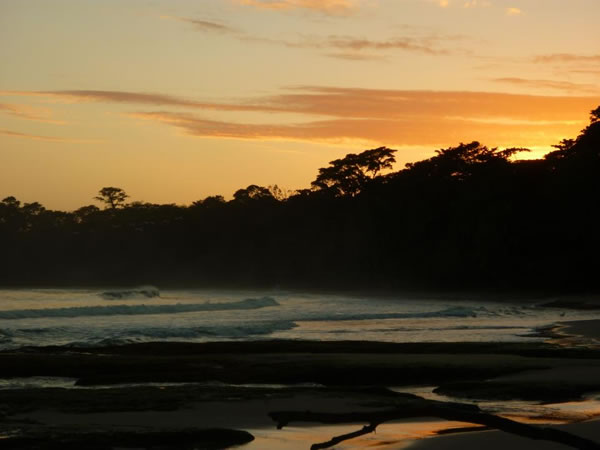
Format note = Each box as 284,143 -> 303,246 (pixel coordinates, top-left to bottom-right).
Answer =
100,286 -> 160,300
0,297 -> 279,320
103,321 -> 297,340
0,320 -> 297,349
303,306 -> 484,322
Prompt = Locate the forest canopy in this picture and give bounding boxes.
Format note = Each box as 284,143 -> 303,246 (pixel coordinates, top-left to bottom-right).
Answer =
1,106 -> 599,291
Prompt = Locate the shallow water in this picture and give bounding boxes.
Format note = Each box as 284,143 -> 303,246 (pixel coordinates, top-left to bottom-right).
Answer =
393,387 -> 600,424
246,420 -> 475,450
1,288 -> 598,349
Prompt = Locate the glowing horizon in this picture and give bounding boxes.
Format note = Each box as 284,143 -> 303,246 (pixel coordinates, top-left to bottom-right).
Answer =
1,0 -> 599,210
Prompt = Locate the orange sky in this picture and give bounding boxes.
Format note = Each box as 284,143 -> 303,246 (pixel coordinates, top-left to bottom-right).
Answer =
1,0 -> 599,209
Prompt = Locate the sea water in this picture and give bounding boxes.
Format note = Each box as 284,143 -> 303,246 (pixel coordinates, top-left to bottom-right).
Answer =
0,288 -> 598,350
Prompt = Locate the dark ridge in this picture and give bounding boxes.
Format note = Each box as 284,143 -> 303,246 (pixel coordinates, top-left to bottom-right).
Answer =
433,381 -> 600,403
1,108 -> 600,292
8,339 -> 600,358
0,428 -> 254,450
1,340 -> 597,389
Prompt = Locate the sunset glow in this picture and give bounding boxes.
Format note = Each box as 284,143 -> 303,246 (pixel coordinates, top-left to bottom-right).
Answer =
1,0 -> 598,209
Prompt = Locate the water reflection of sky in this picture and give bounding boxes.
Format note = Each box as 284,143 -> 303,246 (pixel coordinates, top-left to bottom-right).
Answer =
245,386 -> 600,449
394,386 -> 600,424
247,420 -> 479,450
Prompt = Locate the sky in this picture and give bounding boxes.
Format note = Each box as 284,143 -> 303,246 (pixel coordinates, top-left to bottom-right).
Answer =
1,0 -> 599,210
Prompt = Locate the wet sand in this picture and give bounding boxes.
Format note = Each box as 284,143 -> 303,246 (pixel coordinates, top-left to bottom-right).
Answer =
409,418 -> 600,450
1,337 -> 600,448
406,318 -> 600,450
560,319 -> 600,342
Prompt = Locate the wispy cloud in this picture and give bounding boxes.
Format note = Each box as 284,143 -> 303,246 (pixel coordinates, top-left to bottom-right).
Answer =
128,106 -> 590,149
0,128 -> 82,143
313,36 -> 449,54
463,1 -> 491,8
0,103 -> 66,124
166,17 -> 456,57
1,90 -> 282,113
572,69 -> 600,76
160,15 -> 235,33
326,52 -> 385,61
6,87 -> 598,121
120,87 -> 598,148
233,33 -> 456,57
534,53 -> 600,64
492,77 -> 600,94
505,7 -> 522,16
234,0 -> 358,15
161,8 -> 466,60
6,87 -> 597,148
432,0 -> 492,8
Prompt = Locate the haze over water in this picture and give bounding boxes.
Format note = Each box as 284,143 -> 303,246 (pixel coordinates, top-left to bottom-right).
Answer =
1,288 -> 598,349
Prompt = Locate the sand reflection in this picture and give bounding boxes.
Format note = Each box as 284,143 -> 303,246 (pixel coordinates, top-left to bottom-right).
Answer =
247,420 -> 481,449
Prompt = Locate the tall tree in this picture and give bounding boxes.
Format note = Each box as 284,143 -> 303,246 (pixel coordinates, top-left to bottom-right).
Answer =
405,142 -> 527,180
233,185 -> 275,203
311,147 -> 396,196
95,187 -> 129,209
591,106 -> 600,123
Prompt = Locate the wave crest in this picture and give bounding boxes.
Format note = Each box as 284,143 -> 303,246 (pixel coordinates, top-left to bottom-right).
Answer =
304,306 -> 482,322
100,286 -> 160,300
0,297 -> 279,320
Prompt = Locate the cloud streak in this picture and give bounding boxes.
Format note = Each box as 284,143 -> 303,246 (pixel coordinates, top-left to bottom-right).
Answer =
234,0 -> 358,15
326,52 -> 385,61
164,13 -> 459,57
0,103 -> 66,124
5,87 -> 598,149
125,88 -> 599,149
0,128 -> 81,143
314,36 -> 449,54
505,7 -> 522,16
236,33 -> 455,56
1,90 -> 284,113
160,16 -> 235,33
534,53 -> 600,64
5,87 -> 598,121
128,108 -> 589,149
492,77 -> 600,94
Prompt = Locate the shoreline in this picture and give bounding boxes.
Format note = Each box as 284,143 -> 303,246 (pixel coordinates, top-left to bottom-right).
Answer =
2,284 -> 599,304
558,319 -> 600,342
0,338 -> 599,448
536,319 -> 600,347
408,418 -> 600,450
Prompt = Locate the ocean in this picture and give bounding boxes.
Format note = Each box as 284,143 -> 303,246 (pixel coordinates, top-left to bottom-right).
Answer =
1,287 -> 597,350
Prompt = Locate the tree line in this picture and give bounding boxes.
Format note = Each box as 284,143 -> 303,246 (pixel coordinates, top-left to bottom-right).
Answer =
1,107 -> 599,291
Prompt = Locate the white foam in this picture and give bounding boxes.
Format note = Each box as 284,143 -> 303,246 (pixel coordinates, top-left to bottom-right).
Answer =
0,297 -> 279,320
101,286 -> 161,300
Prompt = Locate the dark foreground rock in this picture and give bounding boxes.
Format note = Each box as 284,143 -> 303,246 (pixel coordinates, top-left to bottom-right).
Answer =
433,381 -> 597,403
0,428 -> 254,450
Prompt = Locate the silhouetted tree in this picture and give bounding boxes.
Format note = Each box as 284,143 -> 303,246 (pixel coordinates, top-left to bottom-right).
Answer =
1,105 -> 599,290
22,202 -> 45,216
545,106 -> 600,167
233,185 -> 275,203
192,195 -> 226,208
74,205 -> 101,223
312,147 -> 396,196
267,185 -> 293,201
591,106 -> 600,123
1,196 -> 21,209
95,187 -> 129,210
405,142 -> 527,180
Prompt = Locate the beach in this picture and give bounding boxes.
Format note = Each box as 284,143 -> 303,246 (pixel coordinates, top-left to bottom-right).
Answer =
0,323 -> 599,449
1,289 -> 600,448
3,0 -> 598,446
